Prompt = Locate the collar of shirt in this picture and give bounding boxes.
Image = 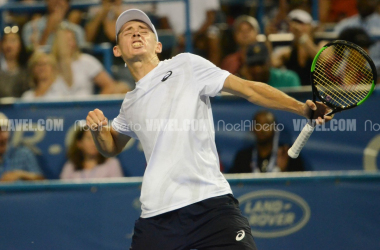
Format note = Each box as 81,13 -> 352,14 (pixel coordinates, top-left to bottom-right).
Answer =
135,61 -> 163,86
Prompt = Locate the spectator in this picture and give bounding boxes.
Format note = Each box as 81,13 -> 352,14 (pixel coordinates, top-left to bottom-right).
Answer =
51,27 -> 129,96
60,123 -> 123,180
156,0 -> 221,65
337,27 -> 379,83
229,110 -> 304,173
271,9 -> 324,85
334,0 -> 380,73
0,112 -> 44,182
338,27 -> 372,53
241,42 -> 301,88
319,0 -> 358,24
221,15 -> 260,76
22,0 -> 86,50
0,30 -> 30,98
264,0 -> 312,34
85,0 -> 154,44
6,1 -> 43,29
85,0 -> 125,44
21,52 -> 66,100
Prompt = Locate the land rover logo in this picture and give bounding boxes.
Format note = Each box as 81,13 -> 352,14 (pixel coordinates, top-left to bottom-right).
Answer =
238,190 -> 311,238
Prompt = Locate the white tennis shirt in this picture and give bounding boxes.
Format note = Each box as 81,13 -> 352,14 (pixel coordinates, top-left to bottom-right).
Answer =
112,53 -> 232,218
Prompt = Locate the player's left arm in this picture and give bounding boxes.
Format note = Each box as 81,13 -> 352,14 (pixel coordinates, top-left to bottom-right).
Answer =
222,74 -> 333,124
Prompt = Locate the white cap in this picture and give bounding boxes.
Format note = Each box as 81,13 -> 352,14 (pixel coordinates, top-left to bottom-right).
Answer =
288,9 -> 313,24
233,15 -> 261,33
116,9 -> 159,42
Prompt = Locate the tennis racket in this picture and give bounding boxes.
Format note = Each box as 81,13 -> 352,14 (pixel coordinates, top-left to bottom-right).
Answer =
288,40 -> 377,159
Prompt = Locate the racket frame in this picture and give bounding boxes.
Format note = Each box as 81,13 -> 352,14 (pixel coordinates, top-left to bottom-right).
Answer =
310,40 -> 377,117
288,40 -> 377,158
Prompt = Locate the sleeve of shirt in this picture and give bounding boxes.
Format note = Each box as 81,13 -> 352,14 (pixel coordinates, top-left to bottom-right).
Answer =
82,54 -> 104,79
189,53 -> 230,97
111,106 -> 139,140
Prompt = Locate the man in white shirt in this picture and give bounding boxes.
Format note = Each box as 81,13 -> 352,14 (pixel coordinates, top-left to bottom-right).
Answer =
87,9 -> 332,250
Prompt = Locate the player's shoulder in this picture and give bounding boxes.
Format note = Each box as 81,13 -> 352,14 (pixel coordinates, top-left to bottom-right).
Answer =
163,53 -> 192,64
164,53 -> 208,64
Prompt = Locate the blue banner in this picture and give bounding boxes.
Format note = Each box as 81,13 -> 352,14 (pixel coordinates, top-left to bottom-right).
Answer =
0,172 -> 379,250
1,89 -> 380,178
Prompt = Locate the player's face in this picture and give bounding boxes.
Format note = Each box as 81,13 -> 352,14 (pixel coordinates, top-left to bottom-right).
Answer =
113,21 -> 162,61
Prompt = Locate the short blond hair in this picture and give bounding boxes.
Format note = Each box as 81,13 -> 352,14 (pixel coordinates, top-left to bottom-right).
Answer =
28,52 -> 58,88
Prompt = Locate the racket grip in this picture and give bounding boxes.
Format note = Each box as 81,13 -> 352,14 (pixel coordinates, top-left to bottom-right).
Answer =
288,123 -> 315,159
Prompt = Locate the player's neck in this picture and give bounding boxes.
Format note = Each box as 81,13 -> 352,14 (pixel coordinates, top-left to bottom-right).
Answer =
127,55 -> 160,82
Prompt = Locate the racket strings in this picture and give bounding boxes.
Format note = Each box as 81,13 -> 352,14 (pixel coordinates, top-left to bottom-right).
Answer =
314,74 -> 353,106
314,44 -> 373,108
317,45 -> 371,101
314,68 -> 362,106
316,48 -> 369,99
338,49 -> 372,95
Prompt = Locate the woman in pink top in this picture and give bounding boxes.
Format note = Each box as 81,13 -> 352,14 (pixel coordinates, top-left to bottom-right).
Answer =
60,124 -> 124,180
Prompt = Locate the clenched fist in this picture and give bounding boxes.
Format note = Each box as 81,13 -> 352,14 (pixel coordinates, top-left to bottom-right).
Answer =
86,109 -> 108,131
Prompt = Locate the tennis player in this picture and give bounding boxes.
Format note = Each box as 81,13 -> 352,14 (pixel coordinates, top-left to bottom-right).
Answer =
86,9 -> 332,250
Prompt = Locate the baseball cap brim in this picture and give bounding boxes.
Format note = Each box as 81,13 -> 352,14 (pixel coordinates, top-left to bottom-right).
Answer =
116,9 -> 159,42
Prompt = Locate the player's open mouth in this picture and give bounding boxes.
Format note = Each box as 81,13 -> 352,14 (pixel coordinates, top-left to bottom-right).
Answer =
132,42 -> 143,48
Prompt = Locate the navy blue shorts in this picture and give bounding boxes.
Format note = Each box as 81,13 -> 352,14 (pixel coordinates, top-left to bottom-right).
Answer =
130,194 -> 258,250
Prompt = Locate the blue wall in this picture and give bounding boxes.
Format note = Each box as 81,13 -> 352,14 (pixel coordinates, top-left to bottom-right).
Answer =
1,172 -> 379,250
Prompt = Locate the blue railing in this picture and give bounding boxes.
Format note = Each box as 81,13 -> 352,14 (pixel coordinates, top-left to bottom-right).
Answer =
0,170 -> 379,191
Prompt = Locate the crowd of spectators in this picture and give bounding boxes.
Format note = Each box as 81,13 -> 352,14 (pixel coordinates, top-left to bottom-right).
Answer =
0,0 -> 379,101
0,0 -> 379,180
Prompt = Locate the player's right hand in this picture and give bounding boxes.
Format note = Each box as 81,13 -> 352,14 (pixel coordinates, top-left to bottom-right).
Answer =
86,109 -> 108,131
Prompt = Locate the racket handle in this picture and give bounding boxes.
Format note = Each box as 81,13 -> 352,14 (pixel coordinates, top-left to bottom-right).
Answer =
288,123 -> 315,159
